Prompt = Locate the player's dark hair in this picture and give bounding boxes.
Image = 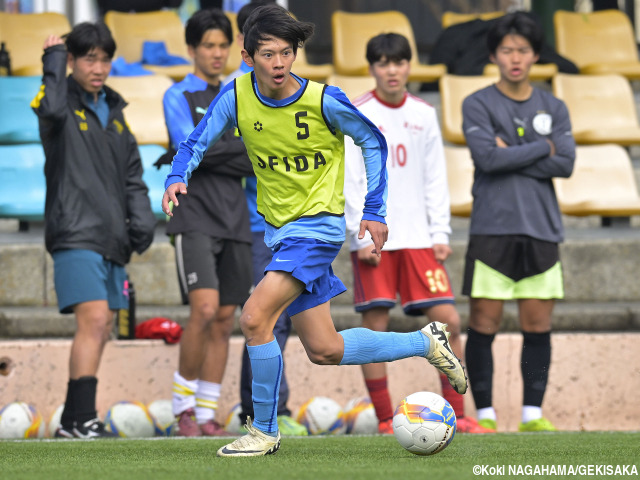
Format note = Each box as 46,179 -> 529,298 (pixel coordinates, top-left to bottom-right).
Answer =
185,8 -> 232,47
487,12 -> 543,54
366,33 -> 412,65
65,22 -> 116,59
236,0 -> 271,32
243,3 -> 314,57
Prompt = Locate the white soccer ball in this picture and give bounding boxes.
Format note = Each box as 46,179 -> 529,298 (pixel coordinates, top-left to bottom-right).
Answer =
296,396 -> 346,435
343,397 -> 378,434
0,402 -> 45,439
147,399 -> 175,436
47,404 -> 64,438
223,402 -> 243,434
393,391 -> 456,456
104,401 -> 156,438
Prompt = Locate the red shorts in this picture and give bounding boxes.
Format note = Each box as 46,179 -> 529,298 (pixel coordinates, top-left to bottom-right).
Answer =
350,248 -> 455,315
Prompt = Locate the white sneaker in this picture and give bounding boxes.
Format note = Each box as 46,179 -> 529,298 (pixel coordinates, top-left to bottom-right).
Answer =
216,418 -> 281,457
421,321 -> 468,394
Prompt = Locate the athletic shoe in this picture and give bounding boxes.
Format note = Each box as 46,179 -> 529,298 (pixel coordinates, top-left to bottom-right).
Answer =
421,322 -> 468,394
378,418 -> 393,435
518,417 -> 557,432
217,418 -> 280,457
200,419 -> 234,436
72,418 -> 119,438
277,415 -> 308,436
54,426 -> 74,438
478,418 -> 498,431
456,416 -> 496,433
176,408 -> 201,437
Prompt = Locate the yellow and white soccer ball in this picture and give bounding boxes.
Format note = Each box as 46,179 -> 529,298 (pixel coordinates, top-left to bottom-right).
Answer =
104,401 -> 156,438
393,391 -> 457,456
147,399 -> 175,436
296,396 -> 346,435
0,401 -> 46,439
223,402 -> 243,434
343,397 -> 378,434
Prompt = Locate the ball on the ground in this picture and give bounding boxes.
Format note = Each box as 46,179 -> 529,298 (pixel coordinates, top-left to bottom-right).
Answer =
296,396 -> 346,435
343,397 -> 378,434
47,404 -> 64,437
147,399 -> 175,436
393,391 -> 456,456
104,401 -> 155,438
223,402 -> 243,434
0,402 -> 45,439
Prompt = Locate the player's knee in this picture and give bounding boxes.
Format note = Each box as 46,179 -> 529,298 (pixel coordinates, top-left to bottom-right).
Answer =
190,302 -> 218,328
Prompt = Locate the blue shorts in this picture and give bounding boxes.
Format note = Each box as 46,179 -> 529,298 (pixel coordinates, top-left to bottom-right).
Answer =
52,249 -> 128,314
266,237 -> 346,316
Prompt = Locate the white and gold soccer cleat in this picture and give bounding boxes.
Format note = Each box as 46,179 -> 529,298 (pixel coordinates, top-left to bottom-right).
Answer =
422,321 -> 468,394
216,418 -> 281,457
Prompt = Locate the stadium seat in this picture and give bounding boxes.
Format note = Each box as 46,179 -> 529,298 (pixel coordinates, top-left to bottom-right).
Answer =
331,10 -> 446,83
325,74 -> 375,101
552,73 -> 640,146
440,10 -> 504,29
138,144 -> 171,220
553,10 -> 640,79
224,11 -> 243,76
105,74 -> 173,147
0,11 -> 71,76
293,47 -> 334,83
553,144 -> 640,224
0,76 -> 41,144
439,74 -> 498,145
443,146 -> 474,217
0,144 -> 46,224
104,10 -> 192,81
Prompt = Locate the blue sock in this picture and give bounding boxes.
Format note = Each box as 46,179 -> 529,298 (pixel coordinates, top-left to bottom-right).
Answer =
339,328 -> 427,365
247,339 -> 282,436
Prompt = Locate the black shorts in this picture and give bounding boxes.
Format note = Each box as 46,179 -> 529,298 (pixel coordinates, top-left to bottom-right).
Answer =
462,235 -> 563,300
174,231 -> 253,306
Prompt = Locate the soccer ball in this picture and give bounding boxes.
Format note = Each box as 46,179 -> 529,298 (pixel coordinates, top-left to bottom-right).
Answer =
147,399 -> 175,436
393,391 -> 456,456
47,404 -> 64,437
343,397 -> 378,434
223,402 -> 243,434
104,401 -> 156,438
0,402 -> 45,439
296,396 -> 346,435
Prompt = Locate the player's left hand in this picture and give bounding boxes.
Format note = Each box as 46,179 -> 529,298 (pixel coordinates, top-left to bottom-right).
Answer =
432,243 -> 452,263
359,220 -> 388,256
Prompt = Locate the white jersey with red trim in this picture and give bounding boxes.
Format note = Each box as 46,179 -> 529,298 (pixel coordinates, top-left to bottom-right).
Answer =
344,90 -> 451,252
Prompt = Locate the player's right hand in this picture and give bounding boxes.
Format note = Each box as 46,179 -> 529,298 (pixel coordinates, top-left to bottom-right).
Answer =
43,35 -> 64,50
162,182 -> 187,217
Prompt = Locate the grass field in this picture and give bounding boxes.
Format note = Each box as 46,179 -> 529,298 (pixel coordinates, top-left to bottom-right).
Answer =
1,432 -> 638,480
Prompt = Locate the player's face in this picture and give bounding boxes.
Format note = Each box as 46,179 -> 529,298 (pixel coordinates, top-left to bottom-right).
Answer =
68,47 -> 112,96
190,28 -> 231,84
242,36 -> 298,100
369,56 -> 410,104
490,34 -> 539,84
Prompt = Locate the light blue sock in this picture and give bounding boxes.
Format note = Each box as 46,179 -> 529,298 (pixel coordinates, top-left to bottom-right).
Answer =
339,328 -> 427,365
247,339 -> 282,436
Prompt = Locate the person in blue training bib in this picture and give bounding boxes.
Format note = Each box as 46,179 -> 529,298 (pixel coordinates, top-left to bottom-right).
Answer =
162,4 -> 468,457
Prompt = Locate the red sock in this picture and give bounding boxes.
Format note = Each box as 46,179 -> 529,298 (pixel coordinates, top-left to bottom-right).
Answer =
440,373 -> 464,418
365,377 -> 394,422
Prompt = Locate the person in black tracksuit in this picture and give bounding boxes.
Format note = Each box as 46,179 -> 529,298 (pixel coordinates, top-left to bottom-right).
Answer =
32,23 -> 156,438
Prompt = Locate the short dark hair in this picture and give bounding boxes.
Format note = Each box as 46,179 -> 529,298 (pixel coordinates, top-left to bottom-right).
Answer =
236,1 -> 271,32
487,12 -> 543,54
185,8 -> 232,47
366,33 -> 412,65
242,4 -> 314,57
65,22 -> 116,59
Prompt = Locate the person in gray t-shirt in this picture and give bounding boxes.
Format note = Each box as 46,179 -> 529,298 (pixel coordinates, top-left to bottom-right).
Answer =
461,12 -> 575,433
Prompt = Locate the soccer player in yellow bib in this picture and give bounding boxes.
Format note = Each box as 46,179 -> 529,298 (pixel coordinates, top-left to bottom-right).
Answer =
162,4 -> 467,457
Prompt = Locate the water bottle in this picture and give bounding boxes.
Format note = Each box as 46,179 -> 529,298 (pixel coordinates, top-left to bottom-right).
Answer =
117,278 -> 136,339
0,43 -> 11,76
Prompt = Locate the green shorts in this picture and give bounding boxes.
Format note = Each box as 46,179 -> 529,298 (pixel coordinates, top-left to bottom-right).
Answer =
462,235 -> 564,300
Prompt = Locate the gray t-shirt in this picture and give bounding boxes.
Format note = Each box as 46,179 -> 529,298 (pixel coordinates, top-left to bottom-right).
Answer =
462,84 -> 575,242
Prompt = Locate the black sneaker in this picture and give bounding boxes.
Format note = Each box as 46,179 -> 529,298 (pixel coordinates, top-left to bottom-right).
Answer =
54,425 -> 75,438
72,418 -> 119,438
